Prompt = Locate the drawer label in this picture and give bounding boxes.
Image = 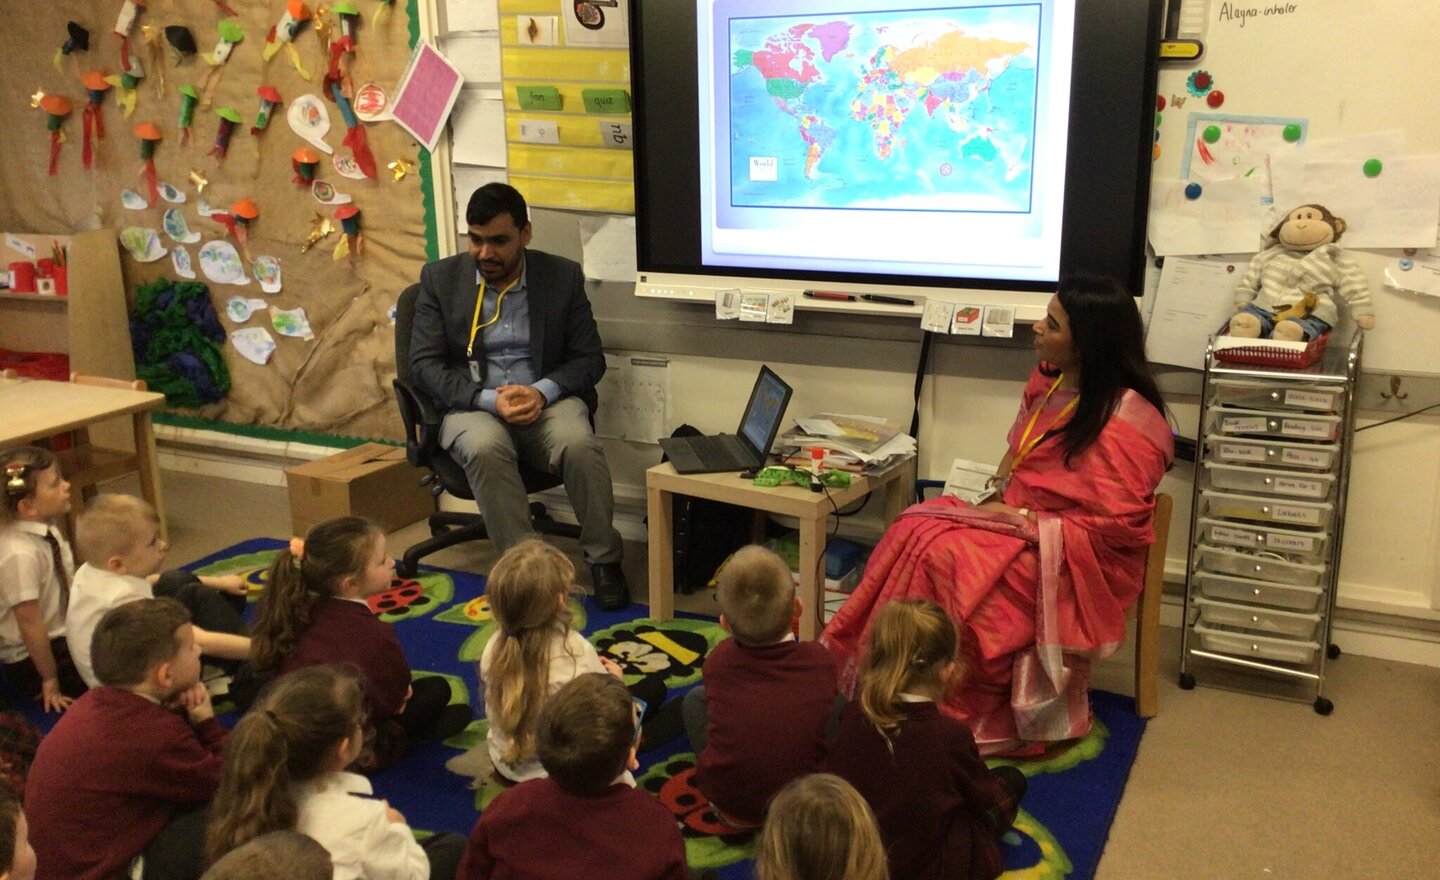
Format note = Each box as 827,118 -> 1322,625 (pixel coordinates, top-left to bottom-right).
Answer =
1221,416 -> 1268,433
1271,504 -> 1322,525
1267,532 -> 1316,553
1280,418 -> 1333,439
1274,476 -> 1324,496
1211,525 -> 1257,547
1280,447 -> 1330,468
1284,389 -> 1335,409
1217,442 -> 1267,463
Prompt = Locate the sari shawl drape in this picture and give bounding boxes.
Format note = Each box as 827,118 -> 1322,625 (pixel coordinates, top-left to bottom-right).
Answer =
822,368 -> 1174,754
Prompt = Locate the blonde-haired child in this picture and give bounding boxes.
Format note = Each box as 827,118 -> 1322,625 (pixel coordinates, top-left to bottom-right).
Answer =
0,446 -> 83,712
251,516 -> 470,771
480,539 -> 667,783
826,600 -> 1026,880
756,773 -> 888,880
206,665 -> 465,880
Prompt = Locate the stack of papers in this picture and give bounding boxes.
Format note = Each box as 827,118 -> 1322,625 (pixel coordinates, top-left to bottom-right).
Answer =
778,414 -> 917,473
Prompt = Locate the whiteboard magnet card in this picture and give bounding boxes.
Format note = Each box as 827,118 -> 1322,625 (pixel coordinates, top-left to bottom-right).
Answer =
982,306 -> 1015,337
714,289 -> 740,320
738,292 -> 769,322
921,300 -> 955,333
766,293 -> 795,324
951,305 -> 983,336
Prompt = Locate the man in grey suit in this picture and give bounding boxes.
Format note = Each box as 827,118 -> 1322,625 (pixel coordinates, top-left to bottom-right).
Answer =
409,183 -> 628,609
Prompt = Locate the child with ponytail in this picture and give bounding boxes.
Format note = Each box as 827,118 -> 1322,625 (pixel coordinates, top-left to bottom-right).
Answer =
826,601 -> 1027,880
251,517 -> 469,770
206,665 -> 465,879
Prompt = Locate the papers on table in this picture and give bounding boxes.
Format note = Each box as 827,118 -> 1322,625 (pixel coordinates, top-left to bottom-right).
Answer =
778,414 -> 916,472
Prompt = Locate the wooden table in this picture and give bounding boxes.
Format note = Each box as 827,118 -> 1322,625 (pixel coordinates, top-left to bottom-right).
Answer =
646,459 -> 915,639
0,377 -> 168,538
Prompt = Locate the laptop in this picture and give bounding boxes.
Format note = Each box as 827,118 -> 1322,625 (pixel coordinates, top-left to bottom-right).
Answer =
659,366 -> 793,474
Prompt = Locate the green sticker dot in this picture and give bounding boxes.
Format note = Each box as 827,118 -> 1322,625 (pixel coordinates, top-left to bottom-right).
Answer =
1282,124 -> 1302,143
1362,158 -> 1383,178
1203,125 -> 1221,144
1155,111 -> 1163,127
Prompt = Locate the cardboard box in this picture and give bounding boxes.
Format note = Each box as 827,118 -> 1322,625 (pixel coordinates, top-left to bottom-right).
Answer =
286,444 -> 435,536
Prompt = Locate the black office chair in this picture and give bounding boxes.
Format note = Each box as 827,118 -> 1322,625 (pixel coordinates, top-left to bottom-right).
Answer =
392,283 -> 581,577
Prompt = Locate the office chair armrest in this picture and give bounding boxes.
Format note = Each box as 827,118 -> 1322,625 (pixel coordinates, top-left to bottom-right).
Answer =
393,378 -> 444,468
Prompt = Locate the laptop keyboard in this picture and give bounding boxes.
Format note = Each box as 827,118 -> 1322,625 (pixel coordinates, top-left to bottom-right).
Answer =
691,434 -> 743,464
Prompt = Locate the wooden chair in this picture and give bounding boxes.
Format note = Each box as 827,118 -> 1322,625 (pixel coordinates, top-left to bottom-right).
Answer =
57,373 -> 149,536
1131,492 -> 1174,719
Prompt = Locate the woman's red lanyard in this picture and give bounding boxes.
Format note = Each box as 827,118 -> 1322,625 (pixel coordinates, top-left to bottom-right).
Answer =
1010,374 -> 1077,474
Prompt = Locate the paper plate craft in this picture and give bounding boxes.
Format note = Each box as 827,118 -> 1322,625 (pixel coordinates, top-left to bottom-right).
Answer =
159,181 -> 185,203
164,26 -> 196,65
199,240 -> 247,285
80,71 -> 109,169
163,209 -> 201,243
353,82 -> 389,122
252,255 -> 282,293
263,1 -> 314,80
311,180 -> 351,205
133,121 -> 162,205
171,245 -> 195,279
332,154 -> 365,180
287,94 -> 334,154
39,94 -> 72,176
55,22 -> 90,74
300,213 -> 334,253
113,1 -> 146,73
176,84 -> 198,145
225,295 -> 268,322
119,226 -> 166,263
231,327 -> 277,365
209,106 -> 243,160
329,83 -> 376,179
121,190 -> 148,210
333,205 -> 363,259
292,147 -> 320,186
270,306 -> 315,340
252,85 -> 282,136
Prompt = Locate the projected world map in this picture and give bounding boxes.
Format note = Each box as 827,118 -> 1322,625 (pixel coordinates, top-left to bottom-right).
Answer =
729,7 -> 1040,212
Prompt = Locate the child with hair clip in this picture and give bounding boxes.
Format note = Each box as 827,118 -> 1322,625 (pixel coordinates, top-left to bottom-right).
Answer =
251,517 -> 470,771
206,665 -> 466,880
755,773 -> 888,880
0,446 -> 85,712
826,601 -> 1027,880
480,539 -> 670,784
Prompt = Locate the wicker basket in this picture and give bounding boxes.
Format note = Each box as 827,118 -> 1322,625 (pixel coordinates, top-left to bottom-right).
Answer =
1213,327 -> 1330,369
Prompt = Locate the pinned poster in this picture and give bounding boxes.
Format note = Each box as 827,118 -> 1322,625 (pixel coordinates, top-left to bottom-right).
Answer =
1267,155 -> 1440,249
449,91 -> 506,166
564,0 -> 630,47
391,42 -> 464,152
438,33 -> 501,83
444,0 -> 499,32
1183,113 -> 1308,186
1147,256 -> 1245,370
1148,177 -> 1270,256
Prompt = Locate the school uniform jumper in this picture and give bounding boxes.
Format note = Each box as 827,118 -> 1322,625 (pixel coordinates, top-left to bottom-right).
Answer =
282,595 -> 413,719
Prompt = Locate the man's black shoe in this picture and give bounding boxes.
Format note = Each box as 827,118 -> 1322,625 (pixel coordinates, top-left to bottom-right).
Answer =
591,562 -> 630,611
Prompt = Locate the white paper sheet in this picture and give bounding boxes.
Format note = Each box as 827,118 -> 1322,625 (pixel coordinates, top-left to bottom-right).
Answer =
1267,155 -> 1440,249
594,355 -> 669,442
452,166 -> 508,232
445,0 -> 498,32
1384,253 -> 1440,298
1146,256 -> 1247,369
563,1 -> 630,47
1182,113 -> 1307,188
1147,177 -> 1270,256
577,215 -> 637,282
449,91 -> 507,166
438,33 -> 502,83
942,458 -> 999,505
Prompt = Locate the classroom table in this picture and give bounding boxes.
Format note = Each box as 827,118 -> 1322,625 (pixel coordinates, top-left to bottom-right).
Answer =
0,377 -> 168,538
645,459 -> 915,639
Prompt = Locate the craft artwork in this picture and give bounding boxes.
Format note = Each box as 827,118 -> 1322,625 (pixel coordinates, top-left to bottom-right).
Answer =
171,245 -> 195,279
133,121 -> 162,204
387,157 -> 412,181
1231,204 -> 1377,342
198,239 -> 247,285
291,147 -> 320,186
212,198 -> 260,252
80,71 -> 110,169
353,82 -> 388,122
263,0 -> 314,80
311,180 -> 351,205
141,25 -> 168,94
225,295 -> 267,322
330,83 -> 376,179
39,94 -> 72,176
119,226 -> 166,263
209,106 -> 243,160
331,154 -> 365,179
164,25 -> 196,66
299,212 -> 333,253
189,168 -> 209,194
54,22 -> 90,74
163,208 -> 201,243
176,84 -> 199,145
230,327 -> 277,365
252,85 -> 282,136
252,255 -> 282,293
159,181 -> 185,203
324,3 -> 362,98
200,20 -> 244,106
107,46 -> 145,118
113,1 -> 146,74
332,204 -> 363,259
270,306 -> 315,340
121,190 -> 148,210
287,94 -> 334,153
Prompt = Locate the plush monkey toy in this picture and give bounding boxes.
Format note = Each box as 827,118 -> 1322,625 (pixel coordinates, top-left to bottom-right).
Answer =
1230,204 -> 1376,342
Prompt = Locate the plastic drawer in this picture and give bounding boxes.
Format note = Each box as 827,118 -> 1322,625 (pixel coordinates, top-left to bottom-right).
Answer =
1203,462 -> 1336,500
1196,518 -> 1329,565
1196,544 -> 1325,586
1209,407 -> 1342,442
1194,596 -> 1322,640
1195,570 -> 1325,612
1193,621 -> 1320,666
1207,437 -> 1339,471
1210,379 -> 1345,413
1201,490 -> 1334,530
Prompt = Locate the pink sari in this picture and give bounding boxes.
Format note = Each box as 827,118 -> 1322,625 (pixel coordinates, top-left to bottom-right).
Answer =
823,368 -> 1174,755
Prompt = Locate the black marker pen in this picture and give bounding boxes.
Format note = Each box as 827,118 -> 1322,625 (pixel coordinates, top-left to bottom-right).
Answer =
861,294 -> 917,306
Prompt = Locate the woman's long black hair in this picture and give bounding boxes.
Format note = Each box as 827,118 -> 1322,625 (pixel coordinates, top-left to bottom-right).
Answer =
1040,273 -> 1166,464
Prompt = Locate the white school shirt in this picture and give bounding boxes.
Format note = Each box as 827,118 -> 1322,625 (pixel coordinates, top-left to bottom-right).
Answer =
0,521 -> 72,663
67,563 -> 154,687
293,771 -> 430,880
479,625 -> 608,782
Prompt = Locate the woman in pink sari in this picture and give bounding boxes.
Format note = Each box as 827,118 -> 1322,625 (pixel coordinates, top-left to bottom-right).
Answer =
824,275 -> 1173,756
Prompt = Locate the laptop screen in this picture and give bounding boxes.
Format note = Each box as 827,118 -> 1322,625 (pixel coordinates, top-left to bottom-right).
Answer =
738,367 -> 792,454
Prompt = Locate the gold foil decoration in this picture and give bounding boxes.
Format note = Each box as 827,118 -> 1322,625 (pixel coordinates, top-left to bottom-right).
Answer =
314,6 -> 332,48
30,90 -> 46,109
142,24 -> 166,94
300,214 -> 334,253
189,169 -> 209,194
387,157 -> 413,182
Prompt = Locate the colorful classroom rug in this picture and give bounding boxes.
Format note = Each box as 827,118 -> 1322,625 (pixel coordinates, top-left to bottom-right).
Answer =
20,539 -> 1148,880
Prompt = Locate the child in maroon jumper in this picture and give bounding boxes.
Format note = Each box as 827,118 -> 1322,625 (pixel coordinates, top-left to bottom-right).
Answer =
755,773 -> 888,880
682,545 -> 838,827
458,673 -> 688,880
826,601 -> 1026,880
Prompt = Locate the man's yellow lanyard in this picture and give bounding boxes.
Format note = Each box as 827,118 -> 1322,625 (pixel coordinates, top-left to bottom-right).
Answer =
466,275 -> 521,359
1009,375 -> 1078,473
